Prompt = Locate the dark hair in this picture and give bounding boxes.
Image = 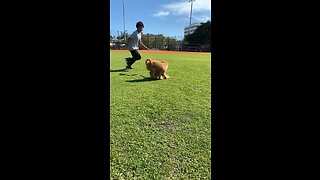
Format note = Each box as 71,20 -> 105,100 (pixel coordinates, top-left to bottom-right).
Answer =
136,21 -> 144,28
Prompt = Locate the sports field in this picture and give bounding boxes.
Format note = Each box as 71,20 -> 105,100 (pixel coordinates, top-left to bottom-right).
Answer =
110,50 -> 212,179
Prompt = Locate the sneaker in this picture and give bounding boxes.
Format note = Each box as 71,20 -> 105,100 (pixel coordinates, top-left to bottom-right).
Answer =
124,66 -> 132,71
124,58 -> 129,66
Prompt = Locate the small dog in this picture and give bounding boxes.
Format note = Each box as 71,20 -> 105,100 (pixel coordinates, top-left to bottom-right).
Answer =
145,58 -> 170,80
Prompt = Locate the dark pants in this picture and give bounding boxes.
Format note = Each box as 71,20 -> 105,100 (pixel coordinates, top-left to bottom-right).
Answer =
127,50 -> 141,67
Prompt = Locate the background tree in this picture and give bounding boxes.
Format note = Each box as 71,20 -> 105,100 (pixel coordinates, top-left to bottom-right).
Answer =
140,33 -> 180,50
117,31 -> 129,41
141,33 -> 151,47
184,20 -> 211,50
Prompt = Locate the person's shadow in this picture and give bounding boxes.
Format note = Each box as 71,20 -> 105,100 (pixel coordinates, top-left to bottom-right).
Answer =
110,68 -> 127,72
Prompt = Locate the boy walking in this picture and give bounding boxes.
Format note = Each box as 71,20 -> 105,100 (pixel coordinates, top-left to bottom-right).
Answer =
124,21 -> 149,70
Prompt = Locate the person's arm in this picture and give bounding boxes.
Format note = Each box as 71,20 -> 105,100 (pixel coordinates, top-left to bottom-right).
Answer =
139,40 -> 149,50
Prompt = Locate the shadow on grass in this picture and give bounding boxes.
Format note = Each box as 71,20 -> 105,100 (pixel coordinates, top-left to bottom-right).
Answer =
119,73 -> 139,76
110,68 -> 126,72
113,72 -> 156,82
126,76 -> 156,83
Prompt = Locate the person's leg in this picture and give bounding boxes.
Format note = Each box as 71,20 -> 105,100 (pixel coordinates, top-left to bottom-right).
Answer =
127,50 -> 141,67
124,51 -> 132,69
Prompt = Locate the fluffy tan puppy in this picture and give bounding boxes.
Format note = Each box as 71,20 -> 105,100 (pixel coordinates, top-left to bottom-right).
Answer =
145,58 -> 170,80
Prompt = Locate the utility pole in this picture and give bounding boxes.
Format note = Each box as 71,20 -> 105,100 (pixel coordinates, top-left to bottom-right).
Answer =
188,0 -> 195,35
122,0 -> 126,42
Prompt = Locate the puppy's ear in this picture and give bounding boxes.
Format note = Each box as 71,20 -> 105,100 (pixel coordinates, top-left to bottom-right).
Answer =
145,59 -> 152,64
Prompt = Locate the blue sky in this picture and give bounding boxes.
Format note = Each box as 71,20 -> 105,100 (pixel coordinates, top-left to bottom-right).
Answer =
110,0 -> 211,39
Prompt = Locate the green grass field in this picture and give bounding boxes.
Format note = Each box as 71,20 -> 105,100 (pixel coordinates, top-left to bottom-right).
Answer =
110,50 -> 211,179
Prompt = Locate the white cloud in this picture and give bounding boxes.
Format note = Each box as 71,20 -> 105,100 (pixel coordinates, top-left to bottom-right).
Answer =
153,11 -> 170,17
176,16 -> 210,24
193,15 -> 211,22
161,0 -> 211,16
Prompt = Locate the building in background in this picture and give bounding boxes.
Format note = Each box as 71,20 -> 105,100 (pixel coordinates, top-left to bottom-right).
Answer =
184,23 -> 201,37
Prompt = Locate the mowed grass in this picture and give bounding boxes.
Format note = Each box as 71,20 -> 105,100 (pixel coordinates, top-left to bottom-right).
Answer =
110,51 -> 211,179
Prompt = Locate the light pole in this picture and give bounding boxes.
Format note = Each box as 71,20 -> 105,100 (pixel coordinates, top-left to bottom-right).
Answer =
188,0 -> 195,35
122,0 -> 126,42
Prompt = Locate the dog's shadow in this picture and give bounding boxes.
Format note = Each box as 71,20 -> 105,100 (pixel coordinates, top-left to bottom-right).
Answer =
126,75 -> 157,82
110,69 -> 157,82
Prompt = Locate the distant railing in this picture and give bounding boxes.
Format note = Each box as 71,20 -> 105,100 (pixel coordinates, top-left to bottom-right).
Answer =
110,42 -> 210,52
109,33 -> 210,52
